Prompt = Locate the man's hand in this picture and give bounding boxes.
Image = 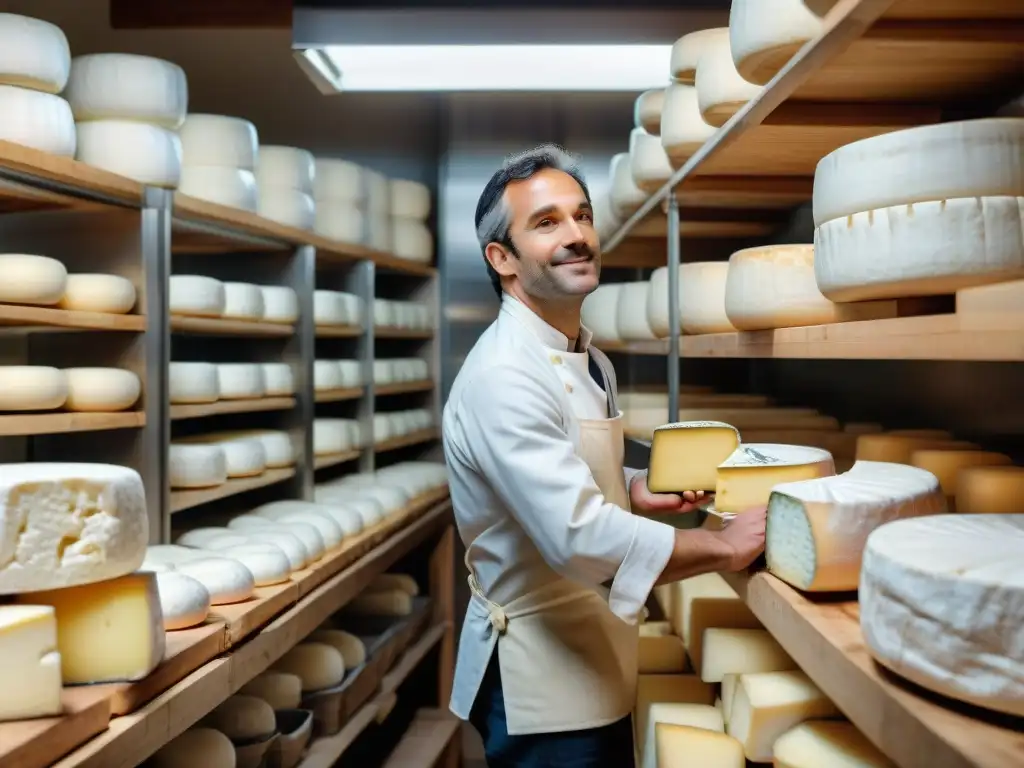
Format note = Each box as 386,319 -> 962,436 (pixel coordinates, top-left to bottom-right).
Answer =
629,470 -> 708,515
718,506 -> 767,571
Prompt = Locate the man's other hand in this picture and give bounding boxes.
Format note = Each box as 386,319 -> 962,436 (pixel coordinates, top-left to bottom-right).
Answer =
718,506 -> 767,571
629,471 -> 708,515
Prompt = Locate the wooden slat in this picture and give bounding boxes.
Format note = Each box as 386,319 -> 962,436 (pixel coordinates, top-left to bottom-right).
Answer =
376,328 -> 434,340
376,380 -> 433,397
0,141 -> 143,207
170,314 -> 295,337
374,429 -> 440,454
315,387 -> 364,403
0,411 -> 144,437
0,304 -> 145,332
169,467 -> 297,513
315,325 -> 363,338
314,449 -> 363,470
169,396 -> 295,420
381,709 -> 461,768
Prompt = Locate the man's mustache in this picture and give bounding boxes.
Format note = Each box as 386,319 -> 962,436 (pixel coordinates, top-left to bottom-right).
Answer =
552,242 -> 597,265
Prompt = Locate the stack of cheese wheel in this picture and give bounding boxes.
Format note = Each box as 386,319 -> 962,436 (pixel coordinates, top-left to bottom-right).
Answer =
630,126 -> 674,194
365,168 -> 393,252
0,365 -> 141,413
635,89 -> 665,136
178,113 -> 260,211
390,179 -> 433,264
67,52 -> 186,186
370,408 -> 434,443
0,13 -> 75,157
813,119 -> 1024,302
313,417 -> 362,456
647,262 -> 736,337
315,289 -> 365,329
593,190 -> 623,242
381,357 -> 429,383
727,0 -> 827,86
374,298 -> 431,332
660,79 -> 717,170
581,283 -> 625,344
609,152 -> 648,220
256,145 -> 316,229
692,26 -> 762,128
313,156 -> 366,245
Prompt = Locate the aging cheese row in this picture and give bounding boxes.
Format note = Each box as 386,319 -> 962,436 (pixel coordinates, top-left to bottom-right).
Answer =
0,366 -> 140,412
170,276 -> 300,323
0,254 -> 136,314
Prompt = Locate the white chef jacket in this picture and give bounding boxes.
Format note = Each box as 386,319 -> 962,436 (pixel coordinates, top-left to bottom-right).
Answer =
443,293 -> 677,718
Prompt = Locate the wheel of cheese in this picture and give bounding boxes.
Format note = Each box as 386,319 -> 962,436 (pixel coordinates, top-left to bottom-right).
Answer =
273,642 -> 346,692
616,280 -> 658,341
169,275 -> 225,317
338,292 -> 364,326
728,0 -> 825,85
670,28 -> 728,85
371,214 -> 393,251
240,671 -> 303,710
391,219 -> 433,263
150,728 -> 236,768
373,299 -> 395,328
315,201 -> 364,244
634,89 -> 665,135
0,13 -> 70,93
245,430 -> 294,468
260,363 -> 295,396
216,364 -> 265,399
0,85 -> 75,156
258,187 -> 315,230
256,500 -> 365,537
169,362 -> 219,403
218,544 -> 293,584
221,282 -> 264,321
646,266 -> 680,338
581,283 -> 624,344
203,694 -> 275,742
59,274 -> 136,314
178,166 -> 258,211
256,145 -> 314,195
695,31 -> 763,127
260,286 -> 298,323
860,514 -> 1024,717
814,196 -> 1024,302
174,557 -> 256,605
373,359 -> 395,385
629,128 -> 673,194
63,368 -> 141,412
246,519 -> 328,559
222,527 -> 308,569
314,290 -> 346,326
178,529 -> 251,550
309,629 -> 367,668
681,262 -> 736,335
154,571 -> 210,630
65,53 -> 187,129
315,489 -> 384,526
955,466 -> 1024,515
179,113 -> 258,170
0,254 -> 67,306
372,413 -> 393,442
0,366 -> 66,411
813,119 -> 1024,227
213,438 -> 267,478
144,544 -> 208,567
909,449 -> 1013,504
337,359 -> 363,387
314,360 -> 343,391
660,82 -> 716,164
609,153 -> 647,218
75,120 -> 182,186
365,169 -> 390,215
593,191 -> 622,241
314,157 -> 365,204
169,444 -> 228,488
390,179 -> 431,220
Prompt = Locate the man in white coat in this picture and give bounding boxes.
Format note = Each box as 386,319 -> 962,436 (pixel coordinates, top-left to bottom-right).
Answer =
443,144 -> 767,767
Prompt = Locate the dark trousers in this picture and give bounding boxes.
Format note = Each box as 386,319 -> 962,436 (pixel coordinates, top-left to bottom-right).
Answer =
469,651 -> 636,768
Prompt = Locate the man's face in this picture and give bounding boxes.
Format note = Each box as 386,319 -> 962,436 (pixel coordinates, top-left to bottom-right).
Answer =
492,168 -> 601,300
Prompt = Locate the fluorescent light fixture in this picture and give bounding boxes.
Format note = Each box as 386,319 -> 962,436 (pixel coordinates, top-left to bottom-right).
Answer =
302,44 -> 672,92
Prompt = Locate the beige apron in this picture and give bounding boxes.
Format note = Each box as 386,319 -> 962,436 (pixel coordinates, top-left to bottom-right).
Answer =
465,350 -> 640,736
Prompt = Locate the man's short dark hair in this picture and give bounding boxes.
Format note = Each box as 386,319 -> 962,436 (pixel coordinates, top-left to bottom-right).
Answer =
474,144 -> 591,298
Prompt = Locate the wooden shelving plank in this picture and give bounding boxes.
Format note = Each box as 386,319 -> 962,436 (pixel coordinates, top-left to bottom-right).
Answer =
213,580 -> 300,648
376,380 -> 433,396
375,327 -> 434,340
0,688 -> 111,768
314,448 -> 363,470
315,387 -> 364,403
381,709 -> 461,768
170,314 -> 295,337
169,396 -> 296,420
0,411 -> 144,437
0,304 -> 145,332
374,428 -> 440,454
169,467 -> 296,513
171,193 -> 306,251
315,324 -> 363,338
371,251 -> 437,277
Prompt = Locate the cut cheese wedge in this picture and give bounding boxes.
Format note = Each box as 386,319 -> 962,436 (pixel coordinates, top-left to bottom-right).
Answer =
956,466 -> 1024,515
670,28 -> 729,85
909,449 -> 1012,507
635,673 -> 716,746
766,461 -> 947,591
639,634 -> 688,673
728,0 -> 825,85
648,421 -> 740,492
773,720 -> 896,768
655,724 -> 745,768
695,31 -> 763,127
642,703 -> 723,768
670,573 -> 759,674
699,628 -> 795,683
0,605 -> 62,721
715,444 -> 835,515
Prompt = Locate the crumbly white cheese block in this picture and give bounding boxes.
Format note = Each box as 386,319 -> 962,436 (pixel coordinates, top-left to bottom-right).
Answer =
217,363 -> 265,400
258,187 -> 315,230
716,443 -> 836,515
59,273 -> 136,314
649,421 -> 740,492
635,673 -> 717,745
63,367 -> 140,412
150,728 -> 236,768
314,157 -> 365,204
392,219 -> 434,263
315,201 -> 365,244
222,282 -> 265,320
641,703 -> 724,768
609,152 -> 648,218
813,118 -> 1024,227
581,283 -> 624,343
728,0 -> 825,85
169,362 -> 219,403
0,253 -> 67,306
0,463 -> 148,593
814,196 -> 1024,302
773,720 -> 896,768
179,113 -> 258,171
347,589 -> 413,616
178,166 -> 258,211
859,514 -> 1024,716
261,285 -> 299,323
257,145 -> 314,195
76,120 -> 182,187
681,262 -> 736,335
855,434 -> 974,464
630,127 -> 674,194
175,556 -> 256,605
261,363 -> 295,396
0,605 -> 62,722
273,642 -> 346,691
65,53 -> 188,128
218,543 -> 293,584
700,628 -> 795,683
635,89 -> 665,135
639,634 -> 688,673
155,571 -> 211,630
727,670 -> 839,762
16,571 -> 164,684
308,629 -> 368,668
655,724 -> 745,768
0,366 -> 67,411
202,694 -> 276,741
240,671 -> 303,710
766,461 -> 947,592
617,280 -> 658,341
956,466 -> 1024,515
660,82 -> 717,164
169,275 -> 226,317
671,28 -> 729,85
0,13 -> 70,93
169,443 -> 228,488
391,178 -> 431,220
0,85 -> 76,156
695,31 -> 763,127
670,573 -> 760,673
909,449 -> 1012,505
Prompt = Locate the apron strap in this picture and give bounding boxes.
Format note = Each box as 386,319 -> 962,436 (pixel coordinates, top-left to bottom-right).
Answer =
588,346 -> 619,418
464,547 -> 509,634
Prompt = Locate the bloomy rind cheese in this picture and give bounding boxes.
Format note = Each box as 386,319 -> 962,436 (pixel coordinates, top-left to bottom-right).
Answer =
609,152 -> 647,218
649,421 -> 741,493
0,366 -> 67,411
59,273 -> 136,314
629,128 -> 674,194
0,85 -> 76,156
660,82 -> 717,164
155,571 -> 211,630
616,280 -> 658,341
0,253 -> 67,306
0,13 -> 71,93
695,31 -> 763,127
64,53 -> 188,129
75,120 -> 183,187
680,262 -> 736,335
580,283 -> 624,344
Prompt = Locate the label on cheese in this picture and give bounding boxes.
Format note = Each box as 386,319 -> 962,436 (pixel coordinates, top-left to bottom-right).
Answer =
649,421 -> 741,493
699,628 -> 795,683
0,605 -> 62,721
716,444 -> 835,514
773,720 -> 896,768
655,723 -> 745,768
956,466 -> 1024,515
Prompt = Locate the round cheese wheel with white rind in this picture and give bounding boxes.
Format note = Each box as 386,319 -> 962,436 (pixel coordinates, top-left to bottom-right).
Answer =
222,529 -> 308,570
273,642 -> 345,692
337,360 -> 362,388
202,694 -> 276,742
814,196 -> 1024,302
75,120 -> 182,187
139,558 -> 174,573
58,274 -> 136,314
392,220 -> 433,263
144,544 -> 208,566
695,31 -> 763,128
609,152 -> 647,219
260,286 -> 299,323
593,192 -> 622,241
629,128 -> 673,194
155,571 -> 211,630
646,266 -> 681,338
365,170 -> 390,216
150,728 -> 236,768
859,514 -> 1024,717
213,438 -> 267,478
0,254 -> 67,306
178,166 -> 257,211
169,362 -> 219,403
315,201 -> 364,244
218,544 -> 293,584
222,282 -> 265,320
0,14 -> 70,93
581,283 -> 624,343
616,281 -> 658,341
0,366 -> 66,411
63,367 -> 141,412
660,82 -> 716,164
680,262 -> 736,335
373,413 -> 393,442
239,430 -> 294,468
275,512 -> 343,549
390,179 -> 431,220
314,291 -> 347,326
312,418 -> 352,454
260,363 -> 295,396
256,145 -> 314,195
634,89 -> 665,135
258,188 -> 315,230
254,500 -> 365,537
65,53 -> 188,129
169,275 -> 225,317
240,671 -> 303,710
179,113 -> 258,170
670,28 -> 729,85
314,158 -> 365,204
314,360 -> 343,391
217,364 -> 265,400
0,85 -> 75,156
172,556 -> 256,605
728,0 -> 825,86
228,515 -> 327,557
308,629 -> 367,668
314,488 -> 384,526
374,360 -> 394,385
813,119 -> 1024,227
956,466 -> 1024,515
169,444 -> 228,488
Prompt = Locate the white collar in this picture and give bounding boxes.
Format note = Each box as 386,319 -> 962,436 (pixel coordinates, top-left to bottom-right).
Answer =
500,293 -> 594,353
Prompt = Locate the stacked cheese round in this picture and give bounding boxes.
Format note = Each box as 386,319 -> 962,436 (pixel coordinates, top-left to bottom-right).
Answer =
728,0 -> 826,86
660,82 -> 716,168
634,89 -> 665,136
593,191 -> 623,242
629,127 -> 674,194
315,289 -> 365,328
695,28 -> 763,128
373,299 -> 432,331
670,28 -> 729,86
581,283 -> 624,344
390,179 -> 433,264
813,119 -> 1024,302
609,152 -> 647,219
178,113 -> 259,210
314,156 -> 367,245
0,14 -> 75,157
0,257 -> 134,315
0,366 -> 140,412
369,408 -> 434,444
617,280 -> 658,341
365,169 -> 392,251
256,145 -> 315,229
375,357 -> 429,384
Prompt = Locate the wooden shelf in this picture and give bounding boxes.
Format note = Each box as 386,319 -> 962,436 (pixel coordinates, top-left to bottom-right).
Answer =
315,324 -> 363,338
0,411 -> 144,437
723,569 -> 1024,768
170,396 -> 296,420
170,314 -> 295,337
374,428 -> 439,454
376,380 -> 434,396
371,250 -> 437,278
314,448 -> 364,470
375,327 -> 434,340
0,304 -> 145,333
315,387 -> 365,403
169,467 -> 297,513
381,709 -> 461,768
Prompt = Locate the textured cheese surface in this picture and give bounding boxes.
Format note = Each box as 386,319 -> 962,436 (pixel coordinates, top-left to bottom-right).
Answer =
76,120 -> 182,186
655,724 -> 745,768
671,573 -> 760,673
0,85 -> 76,156
0,366 -> 67,411
609,152 -> 648,218
392,219 -> 434,263
256,145 -> 314,195
716,443 -> 836,515
635,674 -> 718,750
169,275 -> 225,317
773,720 -> 896,768
0,605 -> 62,721
859,514 -> 1024,716
728,0 -> 824,85
314,157 -> 365,204
315,200 -> 364,244
65,53 -> 187,128
175,557 -> 256,605
391,178 -> 432,220
639,634 -> 688,673
855,434 -> 975,464
0,13 -> 70,93
261,363 -> 295,396
273,642 -> 346,691
217,363 -> 265,400
17,571 -> 164,684
812,118 -> 1024,226
155,571 -> 211,630
218,544 -> 293,584
695,32 -> 763,127
909,449 -> 1012,503
169,362 -> 219,404
642,703 -> 724,768
240,671 -> 303,710
258,188 -> 315,230
0,253 -> 67,306
670,28 -> 729,85
766,460 -> 947,591
581,283 -> 624,343
64,367 -> 141,412
261,285 -> 299,323
700,628 -> 795,683
0,462 -> 148,593
956,466 -> 1024,515
630,128 -> 674,193
369,572 -> 420,596
202,694 -> 276,741
649,421 -> 740,492
179,113 -> 259,171
308,628 -> 368,668
59,273 -> 136,314
215,438 -> 268,478
150,728 -> 236,768
222,282 -> 265,320
660,82 -> 717,163
178,166 -> 258,211
682,262 -> 736,335
617,280 -> 658,341
635,89 -> 665,135
169,444 -> 228,488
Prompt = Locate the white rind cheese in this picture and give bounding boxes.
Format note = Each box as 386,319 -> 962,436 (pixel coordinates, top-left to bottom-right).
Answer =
258,187 -> 316,230
213,438 -> 268,478
169,275 -> 226,317
261,363 -> 295,396
75,120 -> 182,187
169,362 -> 219,403
609,152 -> 647,218
155,571 -> 211,630
65,53 -> 188,129
222,282 -> 265,320
0,13 -> 70,93
716,443 -> 836,515
390,178 -> 431,220
0,85 -> 76,156
256,145 -> 314,194
169,444 -> 228,488
217,363 -> 265,400
315,201 -> 364,244
695,32 -> 763,127
63,367 -> 141,412
0,366 -> 67,411
218,543 -> 293,584
660,82 -> 717,163
629,127 -> 674,193
681,262 -> 736,335
634,89 -> 665,135
812,118 -> 1024,227
766,461 -> 947,592
178,166 -> 258,211
616,280 -> 658,341
0,253 -> 67,306
174,557 -> 256,605
859,514 -> 1024,717
59,273 -> 136,314
392,219 -> 434,263
0,604 -> 62,721
179,113 -> 259,170
314,157 -> 365,204
581,283 -> 624,344
261,285 -> 299,323
773,720 -> 896,768
728,0 -> 825,85
670,28 -> 729,85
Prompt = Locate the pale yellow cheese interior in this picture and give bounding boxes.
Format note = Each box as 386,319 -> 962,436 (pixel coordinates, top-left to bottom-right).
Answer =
635,673 -> 715,746
716,461 -> 832,514
649,423 -> 740,492
655,723 -> 745,768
